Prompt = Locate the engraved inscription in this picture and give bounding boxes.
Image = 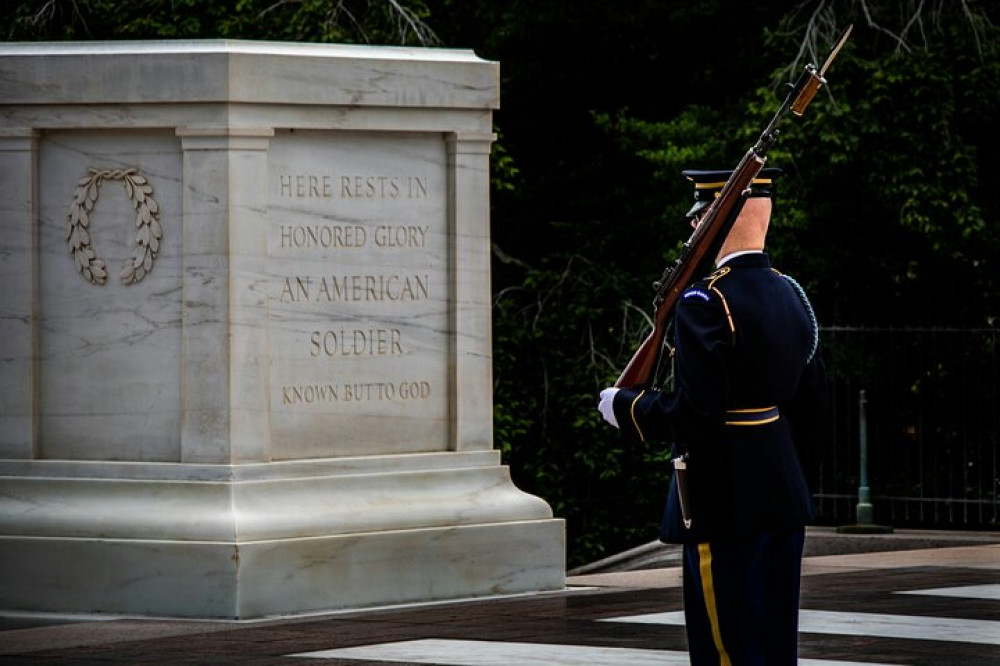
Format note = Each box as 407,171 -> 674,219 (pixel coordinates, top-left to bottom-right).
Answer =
267,130 -> 448,453
373,224 -> 428,248
280,275 -> 429,303
309,328 -> 403,357
279,224 -> 429,249
277,174 -> 428,199
280,224 -> 366,248
281,380 -> 432,405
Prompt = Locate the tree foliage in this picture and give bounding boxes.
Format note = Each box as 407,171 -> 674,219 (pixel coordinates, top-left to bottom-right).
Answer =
3,0 -> 440,44
4,0 -> 998,566
477,0 -> 1000,565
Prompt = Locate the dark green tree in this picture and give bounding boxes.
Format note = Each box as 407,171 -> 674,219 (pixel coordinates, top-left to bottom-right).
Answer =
473,1 -> 1000,564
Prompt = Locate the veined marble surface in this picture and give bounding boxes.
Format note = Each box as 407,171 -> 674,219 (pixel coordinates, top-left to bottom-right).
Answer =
0,462 -> 553,540
0,450 -> 502,481
36,131 -> 184,461
0,40 -> 562,619
0,40 -> 499,108
1,43 -> 498,463
267,129 -> 451,458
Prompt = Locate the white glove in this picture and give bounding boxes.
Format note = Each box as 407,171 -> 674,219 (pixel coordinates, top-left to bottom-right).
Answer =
598,388 -> 619,428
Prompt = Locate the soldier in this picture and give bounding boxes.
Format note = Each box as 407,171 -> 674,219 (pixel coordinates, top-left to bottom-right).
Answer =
598,168 -> 828,665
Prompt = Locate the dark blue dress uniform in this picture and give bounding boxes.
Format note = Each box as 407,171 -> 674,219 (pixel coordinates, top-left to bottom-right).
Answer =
611,251 -> 828,665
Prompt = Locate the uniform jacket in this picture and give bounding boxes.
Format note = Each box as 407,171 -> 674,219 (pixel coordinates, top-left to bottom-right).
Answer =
612,252 -> 828,544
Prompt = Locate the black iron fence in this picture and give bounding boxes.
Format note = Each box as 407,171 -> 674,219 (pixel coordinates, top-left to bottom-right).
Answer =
814,326 -> 999,529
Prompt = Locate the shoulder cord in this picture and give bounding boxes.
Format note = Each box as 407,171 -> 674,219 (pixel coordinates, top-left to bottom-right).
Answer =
781,274 -> 819,364
705,267 -> 736,345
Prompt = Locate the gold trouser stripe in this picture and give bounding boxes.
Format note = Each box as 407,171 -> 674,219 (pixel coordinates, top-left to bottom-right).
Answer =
629,390 -> 646,442
698,543 -> 732,666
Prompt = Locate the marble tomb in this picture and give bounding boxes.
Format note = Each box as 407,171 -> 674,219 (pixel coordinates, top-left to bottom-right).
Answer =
0,40 -> 564,619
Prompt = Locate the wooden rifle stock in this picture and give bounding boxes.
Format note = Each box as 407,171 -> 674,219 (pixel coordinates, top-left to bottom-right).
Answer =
613,25 -> 852,390
614,152 -> 765,389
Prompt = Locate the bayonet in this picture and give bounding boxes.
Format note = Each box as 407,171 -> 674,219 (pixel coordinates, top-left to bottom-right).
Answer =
820,24 -> 853,77
790,24 -> 854,116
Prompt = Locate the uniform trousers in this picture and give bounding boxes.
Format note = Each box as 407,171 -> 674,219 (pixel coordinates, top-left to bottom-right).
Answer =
682,527 -> 806,666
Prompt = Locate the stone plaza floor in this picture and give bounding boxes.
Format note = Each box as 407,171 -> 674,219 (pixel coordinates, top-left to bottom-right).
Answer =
1,533 -> 998,665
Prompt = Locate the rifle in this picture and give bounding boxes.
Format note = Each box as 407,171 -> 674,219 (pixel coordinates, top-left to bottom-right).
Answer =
615,25 -> 852,390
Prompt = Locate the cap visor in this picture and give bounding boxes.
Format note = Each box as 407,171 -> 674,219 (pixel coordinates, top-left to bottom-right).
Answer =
685,201 -> 709,218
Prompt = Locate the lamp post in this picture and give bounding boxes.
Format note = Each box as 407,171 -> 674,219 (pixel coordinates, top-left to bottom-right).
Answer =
838,389 -> 893,534
856,390 -> 874,525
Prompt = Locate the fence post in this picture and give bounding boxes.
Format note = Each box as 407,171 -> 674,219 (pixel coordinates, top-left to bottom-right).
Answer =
856,390 -> 873,525
838,389 -> 893,534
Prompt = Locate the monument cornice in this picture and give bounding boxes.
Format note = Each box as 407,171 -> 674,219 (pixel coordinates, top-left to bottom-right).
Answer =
0,40 -> 499,110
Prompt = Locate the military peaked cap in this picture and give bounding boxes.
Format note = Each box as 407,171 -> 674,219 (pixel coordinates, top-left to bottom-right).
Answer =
682,167 -> 782,218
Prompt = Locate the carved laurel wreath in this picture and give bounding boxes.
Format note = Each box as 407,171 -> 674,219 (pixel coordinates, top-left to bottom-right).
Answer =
67,167 -> 162,286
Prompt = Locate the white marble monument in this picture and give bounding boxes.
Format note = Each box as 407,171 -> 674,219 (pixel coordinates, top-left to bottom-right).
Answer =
0,41 -> 564,619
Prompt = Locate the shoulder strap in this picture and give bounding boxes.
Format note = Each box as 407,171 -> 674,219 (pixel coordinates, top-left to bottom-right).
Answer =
696,266 -> 736,344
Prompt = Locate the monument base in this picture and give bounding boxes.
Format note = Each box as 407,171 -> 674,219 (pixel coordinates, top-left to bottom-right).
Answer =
0,453 -> 565,619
